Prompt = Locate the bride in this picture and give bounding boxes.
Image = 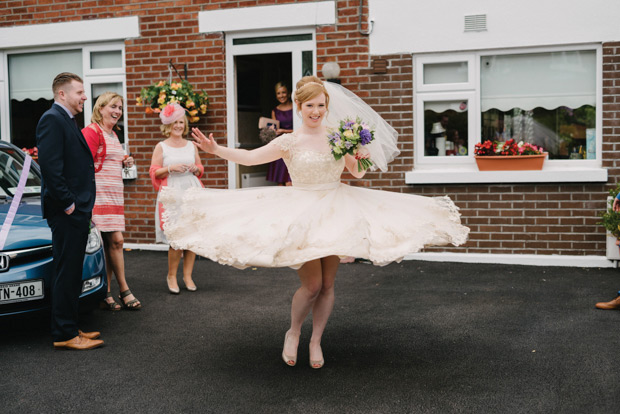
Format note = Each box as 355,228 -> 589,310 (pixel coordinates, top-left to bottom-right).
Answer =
160,76 -> 469,369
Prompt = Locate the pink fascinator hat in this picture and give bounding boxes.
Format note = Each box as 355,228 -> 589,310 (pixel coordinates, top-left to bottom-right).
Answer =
159,103 -> 187,125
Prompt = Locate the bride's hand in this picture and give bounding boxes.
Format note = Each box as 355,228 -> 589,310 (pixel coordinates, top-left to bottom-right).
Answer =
354,147 -> 371,160
191,128 -> 218,154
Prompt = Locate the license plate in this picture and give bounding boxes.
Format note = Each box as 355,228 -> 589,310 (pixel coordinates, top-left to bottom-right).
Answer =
0,280 -> 44,304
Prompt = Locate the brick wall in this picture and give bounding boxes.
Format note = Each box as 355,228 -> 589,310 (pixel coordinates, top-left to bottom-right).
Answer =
1,1 -> 616,255
356,53 -> 612,255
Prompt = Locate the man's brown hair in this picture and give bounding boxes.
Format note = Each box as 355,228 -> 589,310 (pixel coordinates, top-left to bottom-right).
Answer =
52,72 -> 83,96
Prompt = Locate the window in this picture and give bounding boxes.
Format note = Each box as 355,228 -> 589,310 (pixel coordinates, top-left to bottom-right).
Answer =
8,49 -> 83,149
410,46 -> 605,183
3,43 -> 126,149
480,50 -> 596,160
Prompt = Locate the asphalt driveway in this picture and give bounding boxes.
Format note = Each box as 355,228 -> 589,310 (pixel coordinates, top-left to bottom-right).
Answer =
1,250 -> 620,413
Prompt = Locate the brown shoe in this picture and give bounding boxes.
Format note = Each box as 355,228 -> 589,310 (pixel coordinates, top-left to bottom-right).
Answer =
78,330 -> 101,340
53,335 -> 104,350
595,296 -> 620,310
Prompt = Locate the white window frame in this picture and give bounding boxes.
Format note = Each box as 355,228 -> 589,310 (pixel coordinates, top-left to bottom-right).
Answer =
414,91 -> 478,168
82,43 -> 128,150
0,53 -> 6,143
408,44 -> 607,184
83,43 -> 126,76
1,42 -> 127,148
415,54 -> 476,93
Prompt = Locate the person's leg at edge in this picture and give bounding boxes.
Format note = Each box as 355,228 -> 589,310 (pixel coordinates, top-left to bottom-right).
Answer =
182,250 -> 197,290
103,231 -> 140,306
167,247 -> 183,292
309,255 -> 339,367
101,234 -> 118,307
283,258 -> 325,364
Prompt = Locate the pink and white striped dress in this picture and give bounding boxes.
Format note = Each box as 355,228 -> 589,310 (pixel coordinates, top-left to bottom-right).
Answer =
92,130 -> 125,232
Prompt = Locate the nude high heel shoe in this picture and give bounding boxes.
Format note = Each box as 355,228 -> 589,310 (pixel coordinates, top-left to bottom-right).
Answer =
167,276 -> 180,294
282,330 -> 299,367
309,341 -> 324,369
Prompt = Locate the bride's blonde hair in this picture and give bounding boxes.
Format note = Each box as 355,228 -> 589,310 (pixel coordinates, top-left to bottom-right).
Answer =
294,76 -> 330,110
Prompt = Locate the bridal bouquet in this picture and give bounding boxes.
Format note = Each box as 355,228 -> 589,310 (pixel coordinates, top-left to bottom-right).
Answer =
327,117 -> 374,172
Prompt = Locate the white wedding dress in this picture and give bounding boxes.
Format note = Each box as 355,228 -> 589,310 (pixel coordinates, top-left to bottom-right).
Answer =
160,133 -> 469,269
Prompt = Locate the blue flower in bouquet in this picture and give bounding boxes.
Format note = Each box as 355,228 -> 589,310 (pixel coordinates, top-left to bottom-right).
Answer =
327,116 -> 375,172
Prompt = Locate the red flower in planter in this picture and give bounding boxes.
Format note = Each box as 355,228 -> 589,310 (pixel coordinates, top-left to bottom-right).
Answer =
474,139 -> 544,156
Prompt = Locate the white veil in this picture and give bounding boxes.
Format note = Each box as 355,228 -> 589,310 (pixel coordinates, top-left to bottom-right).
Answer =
323,81 -> 400,171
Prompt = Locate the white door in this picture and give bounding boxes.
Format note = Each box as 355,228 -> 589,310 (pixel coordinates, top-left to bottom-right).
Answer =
226,28 -> 316,188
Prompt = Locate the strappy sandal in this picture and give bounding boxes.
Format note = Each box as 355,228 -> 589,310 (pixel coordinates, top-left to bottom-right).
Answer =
119,289 -> 142,310
100,292 -> 121,311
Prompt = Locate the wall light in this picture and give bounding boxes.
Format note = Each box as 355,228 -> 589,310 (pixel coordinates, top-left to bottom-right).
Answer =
321,61 -> 341,84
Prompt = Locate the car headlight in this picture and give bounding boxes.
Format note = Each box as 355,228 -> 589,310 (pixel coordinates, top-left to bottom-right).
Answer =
85,224 -> 103,254
82,276 -> 102,293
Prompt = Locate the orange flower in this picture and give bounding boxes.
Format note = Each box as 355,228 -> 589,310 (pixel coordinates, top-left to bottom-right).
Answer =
188,109 -> 198,116
189,116 -> 200,123
186,100 -> 195,108
157,81 -> 165,87
145,107 -> 154,114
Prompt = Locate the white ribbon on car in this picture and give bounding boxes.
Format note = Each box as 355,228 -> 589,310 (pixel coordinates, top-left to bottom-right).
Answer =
0,154 -> 32,251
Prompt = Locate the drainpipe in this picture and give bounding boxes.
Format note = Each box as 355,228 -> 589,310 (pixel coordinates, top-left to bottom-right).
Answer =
359,0 -> 374,35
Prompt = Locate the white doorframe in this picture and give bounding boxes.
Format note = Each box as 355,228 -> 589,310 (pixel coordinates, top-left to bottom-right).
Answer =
0,52 -> 7,143
225,28 -> 316,188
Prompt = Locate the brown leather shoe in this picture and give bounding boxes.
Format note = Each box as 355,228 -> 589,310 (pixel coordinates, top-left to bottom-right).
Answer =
78,330 -> 101,340
53,335 -> 104,350
595,296 -> 620,310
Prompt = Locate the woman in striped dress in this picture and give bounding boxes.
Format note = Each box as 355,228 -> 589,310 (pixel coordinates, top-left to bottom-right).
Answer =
83,92 -> 141,310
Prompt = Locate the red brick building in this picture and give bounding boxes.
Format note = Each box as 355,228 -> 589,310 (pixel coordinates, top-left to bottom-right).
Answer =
2,1 -> 619,266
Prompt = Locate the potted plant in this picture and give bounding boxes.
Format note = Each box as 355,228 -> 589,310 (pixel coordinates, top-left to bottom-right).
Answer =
598,183 -> 620,261
136,80 -> 208,123
473,139 -> 547,171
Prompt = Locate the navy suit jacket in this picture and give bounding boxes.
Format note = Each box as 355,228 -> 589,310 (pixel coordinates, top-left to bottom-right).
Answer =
35,103 -> 96,219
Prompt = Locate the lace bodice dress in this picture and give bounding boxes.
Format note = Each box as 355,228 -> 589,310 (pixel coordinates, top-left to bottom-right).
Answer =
160,133 -> 469,269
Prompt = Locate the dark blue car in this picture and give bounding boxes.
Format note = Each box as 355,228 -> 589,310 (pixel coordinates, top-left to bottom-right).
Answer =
0,141 -> 106,316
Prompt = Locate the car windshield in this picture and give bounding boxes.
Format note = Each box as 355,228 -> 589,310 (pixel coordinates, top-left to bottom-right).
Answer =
0,148 -> 41,198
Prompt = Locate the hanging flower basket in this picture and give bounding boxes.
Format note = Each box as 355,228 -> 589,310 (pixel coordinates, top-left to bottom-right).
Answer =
474,139 -> 547,171
136,80 -> 208,123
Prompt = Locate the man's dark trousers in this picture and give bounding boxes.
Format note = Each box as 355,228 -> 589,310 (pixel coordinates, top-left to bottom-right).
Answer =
48,211 -> 91,342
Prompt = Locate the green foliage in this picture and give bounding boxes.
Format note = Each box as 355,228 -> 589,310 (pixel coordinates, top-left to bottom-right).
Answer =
598,183 -> 620,238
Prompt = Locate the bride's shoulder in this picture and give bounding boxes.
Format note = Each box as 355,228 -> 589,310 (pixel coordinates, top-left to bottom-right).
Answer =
271,132 -> 297,152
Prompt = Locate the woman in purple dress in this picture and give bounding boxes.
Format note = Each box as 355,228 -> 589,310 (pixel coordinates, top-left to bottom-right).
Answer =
266,82 -> 294,185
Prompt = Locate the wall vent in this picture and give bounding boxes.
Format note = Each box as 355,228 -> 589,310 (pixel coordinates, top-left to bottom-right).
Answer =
464,14 -> 487,32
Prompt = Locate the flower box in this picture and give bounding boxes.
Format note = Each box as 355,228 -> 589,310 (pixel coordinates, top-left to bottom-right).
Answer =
474,153 -> 548,171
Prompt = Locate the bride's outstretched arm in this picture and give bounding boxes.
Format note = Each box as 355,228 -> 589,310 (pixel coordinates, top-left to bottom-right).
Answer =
191,127 -> 283,166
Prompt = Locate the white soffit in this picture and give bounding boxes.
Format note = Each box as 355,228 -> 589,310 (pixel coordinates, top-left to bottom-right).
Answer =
0,16 -> 140,49
198,1 -> 336,33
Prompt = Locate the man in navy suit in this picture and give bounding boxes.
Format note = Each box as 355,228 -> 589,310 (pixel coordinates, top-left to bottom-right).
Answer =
36,72 -> 103,350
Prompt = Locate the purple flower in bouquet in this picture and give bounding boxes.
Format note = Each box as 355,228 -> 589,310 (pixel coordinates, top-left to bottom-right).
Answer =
327,116 -> 376,172
360,128 -> 372,146
328,132 -> 342,145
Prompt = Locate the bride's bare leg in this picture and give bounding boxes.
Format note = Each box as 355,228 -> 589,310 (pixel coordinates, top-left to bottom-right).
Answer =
182,250 -> 197,290
284,259 -> 323,359
167,247 -> 182,291
309,255 -> 339,367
